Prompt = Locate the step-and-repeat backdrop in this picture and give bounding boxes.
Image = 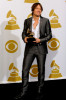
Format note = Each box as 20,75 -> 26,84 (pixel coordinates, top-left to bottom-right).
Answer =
0,0 -> 66,84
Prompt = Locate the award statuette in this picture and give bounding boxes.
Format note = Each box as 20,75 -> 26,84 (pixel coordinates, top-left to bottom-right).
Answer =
27,28 -> 36,42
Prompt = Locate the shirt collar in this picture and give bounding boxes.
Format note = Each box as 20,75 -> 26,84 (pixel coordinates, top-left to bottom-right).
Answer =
32,16 -> 40,22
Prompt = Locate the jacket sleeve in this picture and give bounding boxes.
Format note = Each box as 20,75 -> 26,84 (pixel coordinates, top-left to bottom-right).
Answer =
40,19 -> 52,42
21,19 -> 28,43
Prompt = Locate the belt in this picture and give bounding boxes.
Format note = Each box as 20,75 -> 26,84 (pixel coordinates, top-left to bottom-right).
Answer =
27,42 -> 42,46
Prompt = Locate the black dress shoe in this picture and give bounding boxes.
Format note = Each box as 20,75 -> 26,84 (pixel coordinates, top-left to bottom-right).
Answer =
35,93 -> 44,100
37,87 -> 43,94
35,87 -> 44,99
14,91 -> 27,100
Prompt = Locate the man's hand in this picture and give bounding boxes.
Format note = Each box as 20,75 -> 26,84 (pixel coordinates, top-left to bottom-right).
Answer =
33,38 -> 41,43
24,37 -> 29,43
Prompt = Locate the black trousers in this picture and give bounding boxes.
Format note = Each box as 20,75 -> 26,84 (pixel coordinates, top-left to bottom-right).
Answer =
22,45 -> 47,93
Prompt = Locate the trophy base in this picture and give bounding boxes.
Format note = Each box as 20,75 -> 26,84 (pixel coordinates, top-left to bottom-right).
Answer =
27,37 -> 36,42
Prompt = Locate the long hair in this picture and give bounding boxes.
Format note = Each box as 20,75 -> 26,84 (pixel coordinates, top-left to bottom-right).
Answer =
31,3 -> 43,16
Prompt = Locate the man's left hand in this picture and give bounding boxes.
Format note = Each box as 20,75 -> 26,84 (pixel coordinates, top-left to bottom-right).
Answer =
33,38 -> 41,43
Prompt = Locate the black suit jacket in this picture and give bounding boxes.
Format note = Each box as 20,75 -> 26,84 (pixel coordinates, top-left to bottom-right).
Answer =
22,16 -> 52,54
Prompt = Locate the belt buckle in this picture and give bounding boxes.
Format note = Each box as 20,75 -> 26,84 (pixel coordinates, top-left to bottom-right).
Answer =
33,43 -> 41,46
35,43 -> 37,46
35,43 -> 40,46
34,43 -> 37,46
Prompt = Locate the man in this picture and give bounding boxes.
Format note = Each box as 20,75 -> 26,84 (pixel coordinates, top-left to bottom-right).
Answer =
15,2 -> 52,99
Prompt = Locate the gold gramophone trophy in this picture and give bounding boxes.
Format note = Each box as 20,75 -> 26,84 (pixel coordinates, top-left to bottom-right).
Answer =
27,28 -> 36,42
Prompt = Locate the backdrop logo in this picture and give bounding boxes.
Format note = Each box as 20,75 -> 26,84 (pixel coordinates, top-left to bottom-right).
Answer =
48,38 -> 60,51
5,40 -> 18,53
5,10 -> 20,30
24,0 -> 39,3
29,64 -> 38,77
8,0 -> 12,1
27,13 -> 32,18
49,9 -> 61,28
8,63 -> 22,82
49,60 -> 62,78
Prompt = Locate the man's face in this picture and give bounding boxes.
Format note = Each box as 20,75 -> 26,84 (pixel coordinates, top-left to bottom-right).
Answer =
33,5 -> 42,17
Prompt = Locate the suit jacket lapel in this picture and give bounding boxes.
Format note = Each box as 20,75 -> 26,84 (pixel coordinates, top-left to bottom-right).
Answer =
28,17 -> 32,32
39,16 -> 43,36
28,16 -> 43,37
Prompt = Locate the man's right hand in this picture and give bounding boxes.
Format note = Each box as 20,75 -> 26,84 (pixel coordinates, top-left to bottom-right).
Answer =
24,37 -> 29,43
